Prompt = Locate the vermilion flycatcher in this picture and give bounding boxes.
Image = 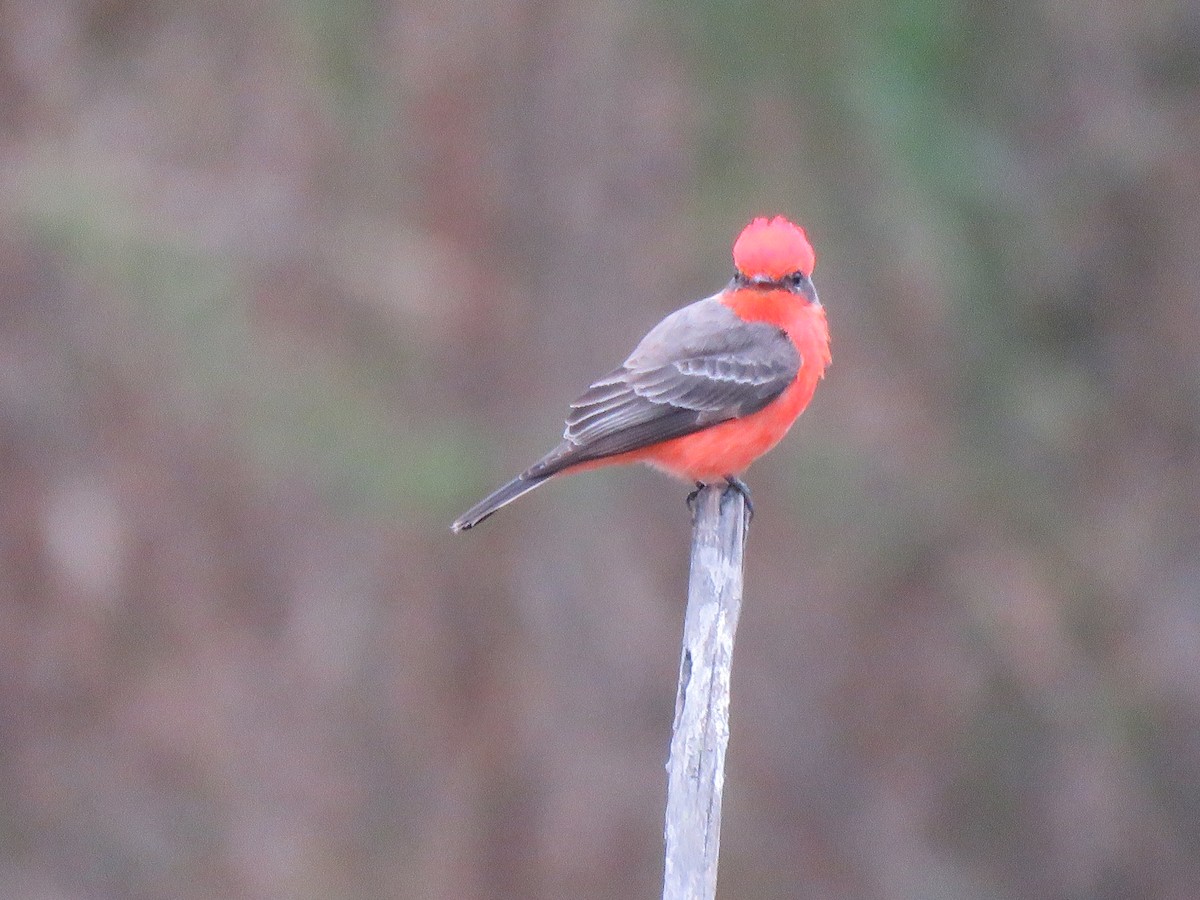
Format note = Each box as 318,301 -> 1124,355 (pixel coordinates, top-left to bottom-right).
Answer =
451,215 -> 831,532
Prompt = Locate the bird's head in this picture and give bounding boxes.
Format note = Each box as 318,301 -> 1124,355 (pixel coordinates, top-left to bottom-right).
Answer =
732,216 -> 816,287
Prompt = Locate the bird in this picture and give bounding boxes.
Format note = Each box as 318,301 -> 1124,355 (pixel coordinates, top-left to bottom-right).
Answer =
451,215 -> 831,532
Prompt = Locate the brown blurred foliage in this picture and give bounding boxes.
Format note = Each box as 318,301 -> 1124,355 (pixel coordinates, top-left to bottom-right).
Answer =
2,0 -> 1199,897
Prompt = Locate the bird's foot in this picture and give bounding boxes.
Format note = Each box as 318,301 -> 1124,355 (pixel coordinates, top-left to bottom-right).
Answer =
686,478 -> 753,523
723,476 -> 754,522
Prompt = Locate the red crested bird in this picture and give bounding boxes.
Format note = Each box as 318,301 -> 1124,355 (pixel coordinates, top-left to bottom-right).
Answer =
451,215 -> 831,532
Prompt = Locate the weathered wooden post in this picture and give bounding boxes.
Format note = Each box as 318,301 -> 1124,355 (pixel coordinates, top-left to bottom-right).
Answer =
662,483 -> 749,900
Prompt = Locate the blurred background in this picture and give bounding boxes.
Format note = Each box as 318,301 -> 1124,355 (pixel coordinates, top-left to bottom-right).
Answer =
2,0 -> 1199,898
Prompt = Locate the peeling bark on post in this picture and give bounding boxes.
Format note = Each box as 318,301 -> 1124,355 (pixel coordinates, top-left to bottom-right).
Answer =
662,483 -> 748,900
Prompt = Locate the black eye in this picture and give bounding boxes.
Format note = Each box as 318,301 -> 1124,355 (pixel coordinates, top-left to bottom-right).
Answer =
786,272 -> 806,287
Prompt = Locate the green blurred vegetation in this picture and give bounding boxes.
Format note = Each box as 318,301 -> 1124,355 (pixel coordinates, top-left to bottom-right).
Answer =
17,142 -> 470,518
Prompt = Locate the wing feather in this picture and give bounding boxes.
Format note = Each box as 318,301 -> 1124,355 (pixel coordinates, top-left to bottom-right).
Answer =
527,297 -> 800,478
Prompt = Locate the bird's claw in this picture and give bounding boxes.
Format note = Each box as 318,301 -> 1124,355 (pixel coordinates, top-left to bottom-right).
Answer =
723,476 -> 754,522
686,478 -> 753,524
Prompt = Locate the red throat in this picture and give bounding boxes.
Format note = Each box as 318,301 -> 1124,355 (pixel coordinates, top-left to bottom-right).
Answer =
732,216 -> 815,281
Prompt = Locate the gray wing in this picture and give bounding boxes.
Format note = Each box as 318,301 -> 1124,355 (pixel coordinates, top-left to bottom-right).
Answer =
526,296 -> 800,477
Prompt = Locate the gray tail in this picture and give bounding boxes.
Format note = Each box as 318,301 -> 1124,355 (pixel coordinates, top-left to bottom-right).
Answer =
451,472 -> 552,532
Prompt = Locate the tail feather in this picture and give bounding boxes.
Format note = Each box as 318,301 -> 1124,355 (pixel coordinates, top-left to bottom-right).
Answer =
451,472 -> 553,532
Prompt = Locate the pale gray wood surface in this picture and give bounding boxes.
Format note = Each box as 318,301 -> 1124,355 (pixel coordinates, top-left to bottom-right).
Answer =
662,484 -> 748,900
